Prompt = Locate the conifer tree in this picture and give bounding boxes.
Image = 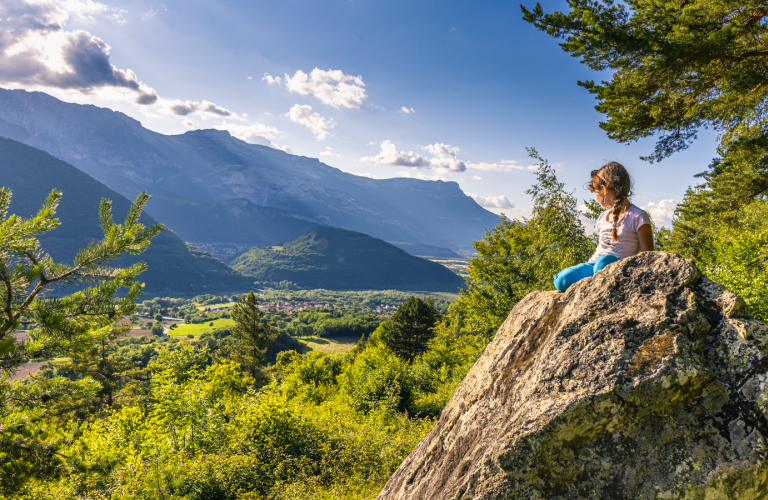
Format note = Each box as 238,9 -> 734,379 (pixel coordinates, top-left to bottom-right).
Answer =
0,188 -> 161,494
226,291 -> 278,383
53,325 -> 148,418
385,296 -> 440,361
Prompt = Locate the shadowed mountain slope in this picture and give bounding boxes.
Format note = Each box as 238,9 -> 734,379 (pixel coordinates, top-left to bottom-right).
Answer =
229,226 -> 466,292
0,137 -> 252,295
0,89 -> 499,252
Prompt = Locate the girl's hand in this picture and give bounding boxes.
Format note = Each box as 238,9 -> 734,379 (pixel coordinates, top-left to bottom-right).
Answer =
638,224 -> 654,252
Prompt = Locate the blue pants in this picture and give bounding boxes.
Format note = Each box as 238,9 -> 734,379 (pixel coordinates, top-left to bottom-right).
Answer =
553,254 -> 620,292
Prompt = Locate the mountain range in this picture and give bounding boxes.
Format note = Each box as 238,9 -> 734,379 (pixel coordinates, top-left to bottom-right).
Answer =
229,226 -> 465,292
0,89 -> 499,252
0,137 -> 252,295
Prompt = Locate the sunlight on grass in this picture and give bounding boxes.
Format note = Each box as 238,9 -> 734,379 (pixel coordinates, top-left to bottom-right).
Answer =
171,318 -> 235,336
298,336 -> 359,354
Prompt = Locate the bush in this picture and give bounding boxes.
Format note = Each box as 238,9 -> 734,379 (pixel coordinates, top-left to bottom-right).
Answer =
340,346 -> 415,414
151,324 -> 164,336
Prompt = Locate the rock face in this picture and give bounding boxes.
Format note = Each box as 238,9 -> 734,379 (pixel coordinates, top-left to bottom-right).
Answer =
379,252 -> 768,499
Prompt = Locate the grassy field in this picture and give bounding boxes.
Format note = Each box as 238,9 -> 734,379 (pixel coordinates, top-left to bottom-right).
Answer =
297,336 -> 360,355
171,318 -> 235,336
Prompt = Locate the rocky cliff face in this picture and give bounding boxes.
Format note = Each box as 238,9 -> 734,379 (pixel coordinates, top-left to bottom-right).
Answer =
380,252 -> 768,499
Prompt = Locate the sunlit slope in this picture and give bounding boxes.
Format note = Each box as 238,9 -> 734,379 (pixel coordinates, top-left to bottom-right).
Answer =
229,226 -> 466,292
0,137 -> 252,294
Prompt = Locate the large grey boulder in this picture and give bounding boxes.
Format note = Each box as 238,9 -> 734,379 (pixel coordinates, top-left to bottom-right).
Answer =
379,252 -> 768,499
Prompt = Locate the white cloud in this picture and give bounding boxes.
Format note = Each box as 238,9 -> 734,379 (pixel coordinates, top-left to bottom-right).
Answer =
423,143 -> 466,172
399,107 -> 415,114
526,161 -> 563,171
262,73 -> 282,85
266,68 -> 367,109
285,104 -> 335,140
319,147 -> 340,157
164,99 -> 233,118
0,0 -> 295,154
215,121 -> 286,151
640,199 -> 676,227
0,0 -> 158,105
360,140 -> 466,173
467,159 -> 523,171
247,76 -> 253,80
467,193 -> 515,210
361,140 -> 430,168
465,175 -> 482,180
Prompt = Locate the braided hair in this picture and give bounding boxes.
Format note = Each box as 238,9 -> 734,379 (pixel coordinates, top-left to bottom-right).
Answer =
587,162 -> 632,242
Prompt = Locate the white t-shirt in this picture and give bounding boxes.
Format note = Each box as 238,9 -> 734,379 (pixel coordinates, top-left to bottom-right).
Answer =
588,204 -> 651,263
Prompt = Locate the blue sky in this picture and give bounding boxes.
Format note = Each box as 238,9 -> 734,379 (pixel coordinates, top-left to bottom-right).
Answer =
1,0 -> 719,225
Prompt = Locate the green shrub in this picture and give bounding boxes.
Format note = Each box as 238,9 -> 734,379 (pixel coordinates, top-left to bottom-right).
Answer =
340,346 -> 414,414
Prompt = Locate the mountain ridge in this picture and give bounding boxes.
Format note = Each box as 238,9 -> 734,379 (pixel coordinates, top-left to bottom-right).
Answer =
0,137 -> 253,295
0,88 -> 499,252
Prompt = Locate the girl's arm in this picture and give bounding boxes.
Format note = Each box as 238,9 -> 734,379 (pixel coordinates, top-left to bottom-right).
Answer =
638,224 -> 654,252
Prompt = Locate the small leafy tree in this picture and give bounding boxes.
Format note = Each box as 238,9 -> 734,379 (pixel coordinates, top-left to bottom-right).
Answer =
384,296 -> 440,361
224,291 -> 278,385
457,149 -> 594,337
0,188 -> 161,494
340,345 -> 415,414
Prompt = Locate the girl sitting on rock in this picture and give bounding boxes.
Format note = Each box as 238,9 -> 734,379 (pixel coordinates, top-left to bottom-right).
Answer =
553,162 -> 654,292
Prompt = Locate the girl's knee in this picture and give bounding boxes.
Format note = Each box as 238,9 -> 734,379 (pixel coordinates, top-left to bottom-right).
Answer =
554,263 -> 594,292
594,254 -> 620,272
554,273 -> 568,292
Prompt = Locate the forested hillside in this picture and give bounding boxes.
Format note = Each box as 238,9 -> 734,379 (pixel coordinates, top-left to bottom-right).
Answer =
0,137 -> 253,294
229,226 -> 466,292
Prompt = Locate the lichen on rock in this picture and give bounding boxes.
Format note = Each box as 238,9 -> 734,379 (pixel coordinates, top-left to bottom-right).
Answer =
378,252 -> 768,500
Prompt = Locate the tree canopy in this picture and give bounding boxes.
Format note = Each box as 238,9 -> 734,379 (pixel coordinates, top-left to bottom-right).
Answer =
522,0 -> 768,162
384,296 -> 441,361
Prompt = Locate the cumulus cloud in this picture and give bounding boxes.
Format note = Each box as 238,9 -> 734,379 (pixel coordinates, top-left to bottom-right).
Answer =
285,104 -> 336,140
467,193 -> 515,210
399,107 -> 415,114
640,199 -> 676,227
265,68 -> 367,109
166,99 -> 232,118
319,147 -> 340,157
467,159 -> 523,171
262,73 -> 282,85
360,140 -> 466,173
215,121 -> 287,151
0,0 -> 158,104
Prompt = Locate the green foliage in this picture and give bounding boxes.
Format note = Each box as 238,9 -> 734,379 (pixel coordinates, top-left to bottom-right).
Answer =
229,226 -> 465,292
457,149 -> 594,336
0,186 -> 161,495
340,345 -> 416,414
279,350 -> 343,403
522,0 -> 768,162
385,296 -> 441,361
